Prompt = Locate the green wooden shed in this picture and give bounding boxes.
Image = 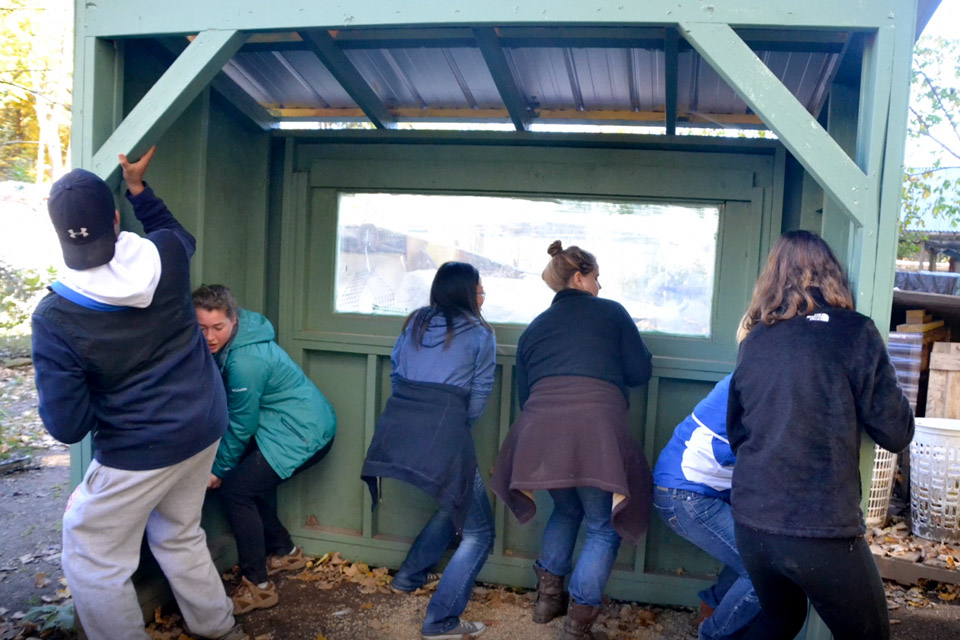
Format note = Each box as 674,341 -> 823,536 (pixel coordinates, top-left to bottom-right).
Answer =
68,1 -> 940,637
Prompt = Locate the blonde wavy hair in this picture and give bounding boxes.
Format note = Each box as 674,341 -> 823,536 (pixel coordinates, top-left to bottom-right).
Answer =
737,230 -> 854,343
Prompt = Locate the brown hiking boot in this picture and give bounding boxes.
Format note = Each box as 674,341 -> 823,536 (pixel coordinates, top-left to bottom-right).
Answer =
532,565 -> 566,623
232,577 -> 278,615
558,601 -> 602,640
266,546 -> 306,576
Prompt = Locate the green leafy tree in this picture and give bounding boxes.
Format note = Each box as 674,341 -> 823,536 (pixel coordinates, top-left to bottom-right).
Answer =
0,0 -> 72,182
900,36 -> 960,258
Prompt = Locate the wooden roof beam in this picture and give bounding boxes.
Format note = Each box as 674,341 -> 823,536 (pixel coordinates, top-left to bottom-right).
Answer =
473,28 -> 532,132
679,21 -> 869,228
158,37 -> 275,131
90,29 -> 248,186
239,26 -> 849,55
299,29 -> 396,129
664,28 -> 679,135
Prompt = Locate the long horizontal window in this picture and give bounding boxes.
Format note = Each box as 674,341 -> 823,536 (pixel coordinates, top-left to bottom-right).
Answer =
334,193 -> 719,336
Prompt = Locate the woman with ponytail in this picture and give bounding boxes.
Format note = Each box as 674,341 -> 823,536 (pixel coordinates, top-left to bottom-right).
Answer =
491,241 -> 653,640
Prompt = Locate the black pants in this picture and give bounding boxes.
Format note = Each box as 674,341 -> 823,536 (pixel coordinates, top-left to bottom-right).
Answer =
735,524 -> 889,640
220,438 -> 333,583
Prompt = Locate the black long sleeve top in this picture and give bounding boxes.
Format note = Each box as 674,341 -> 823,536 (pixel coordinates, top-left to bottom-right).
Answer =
727,306 -> 915,538
516,288 -> 652,408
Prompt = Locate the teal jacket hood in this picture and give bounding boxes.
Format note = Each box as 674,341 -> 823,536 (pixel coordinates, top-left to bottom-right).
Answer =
230,307 -> 275,350
212,309 -> 336,479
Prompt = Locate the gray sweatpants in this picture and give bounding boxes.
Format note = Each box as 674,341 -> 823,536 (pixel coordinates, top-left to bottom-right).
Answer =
63,441 -> 234,640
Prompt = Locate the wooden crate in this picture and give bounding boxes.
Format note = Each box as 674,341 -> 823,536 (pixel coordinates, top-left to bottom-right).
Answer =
897,310 -> 951,370
925,342 -> 960,419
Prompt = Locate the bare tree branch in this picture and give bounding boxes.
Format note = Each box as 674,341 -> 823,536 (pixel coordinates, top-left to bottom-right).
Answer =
905,166 -> 960,177
0,79 -> 68,107
918,68 -> 960,147
910,106 -> 960,162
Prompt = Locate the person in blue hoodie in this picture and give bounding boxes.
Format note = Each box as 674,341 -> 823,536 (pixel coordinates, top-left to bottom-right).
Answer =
193,284 -> 336,616
362,261 -> 496,640
652,375 -> 760,640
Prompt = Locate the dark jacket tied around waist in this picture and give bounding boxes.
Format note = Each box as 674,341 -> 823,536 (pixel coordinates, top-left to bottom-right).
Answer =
362,376 -> 477,530
491,375 -> 653,546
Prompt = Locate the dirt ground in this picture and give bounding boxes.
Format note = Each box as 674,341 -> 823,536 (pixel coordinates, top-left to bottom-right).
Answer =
1,363 -> 960,639
0,451 -> 70,616
232,576 -> 699,640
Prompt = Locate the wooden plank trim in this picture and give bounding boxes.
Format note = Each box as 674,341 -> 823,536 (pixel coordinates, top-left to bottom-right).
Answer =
874,554 -> 960,587
493,364 -> 514,557
271,106 -> 764,126
679,21 -> 869,227
82,2 -> 894,39
635,376 -> 660,575
664,28 -> 679,135
362,353 -> 378,538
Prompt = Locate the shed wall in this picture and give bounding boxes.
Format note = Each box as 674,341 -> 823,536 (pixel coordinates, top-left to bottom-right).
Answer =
255,135 -> 783,605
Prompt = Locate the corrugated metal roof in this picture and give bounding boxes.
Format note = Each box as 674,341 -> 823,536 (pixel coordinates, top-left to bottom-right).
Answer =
207,27 -> 846,130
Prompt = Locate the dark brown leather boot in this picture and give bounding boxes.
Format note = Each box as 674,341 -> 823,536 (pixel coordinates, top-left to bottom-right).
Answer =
558,601 -> 601,640
532,565 -> 566,623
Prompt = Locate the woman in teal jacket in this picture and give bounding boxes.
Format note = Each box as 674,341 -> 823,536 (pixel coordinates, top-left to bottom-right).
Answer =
194,284 -> 336,616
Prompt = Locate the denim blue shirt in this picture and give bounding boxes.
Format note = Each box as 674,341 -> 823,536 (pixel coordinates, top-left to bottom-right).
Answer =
391,311 -> 496,420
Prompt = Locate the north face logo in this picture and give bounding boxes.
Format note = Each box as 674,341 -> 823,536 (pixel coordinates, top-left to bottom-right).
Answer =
67,228 -> 89,239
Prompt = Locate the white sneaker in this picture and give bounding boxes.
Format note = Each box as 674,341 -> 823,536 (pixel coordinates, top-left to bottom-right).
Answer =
421,620 -> 485,639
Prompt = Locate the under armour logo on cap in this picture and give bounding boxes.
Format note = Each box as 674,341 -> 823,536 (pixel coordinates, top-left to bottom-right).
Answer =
48,169 -> 118,270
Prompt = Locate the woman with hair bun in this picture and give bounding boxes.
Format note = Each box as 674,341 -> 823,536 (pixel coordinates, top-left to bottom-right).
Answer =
728,230 -> 914,640
491,241 -> 653,640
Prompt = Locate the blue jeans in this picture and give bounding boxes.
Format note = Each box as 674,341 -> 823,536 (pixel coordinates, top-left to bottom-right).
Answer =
653,486 -> 760,640
393,470 -> 495,634
537,487 -> 622,608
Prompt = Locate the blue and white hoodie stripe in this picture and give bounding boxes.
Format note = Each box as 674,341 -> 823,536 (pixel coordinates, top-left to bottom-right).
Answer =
652,374 -> 735,501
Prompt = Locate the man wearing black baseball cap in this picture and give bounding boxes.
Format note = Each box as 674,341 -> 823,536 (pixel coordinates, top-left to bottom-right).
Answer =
47,167 -> 120,270
31,148 -> 247,640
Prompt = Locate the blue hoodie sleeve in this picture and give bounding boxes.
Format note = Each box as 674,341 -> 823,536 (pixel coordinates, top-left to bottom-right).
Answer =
468,327 -> 496,420
31,314 -> 99,444
126,183 -> 196,258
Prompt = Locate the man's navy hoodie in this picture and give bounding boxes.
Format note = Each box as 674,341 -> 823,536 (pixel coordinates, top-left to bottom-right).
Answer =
31,185 -> 228,471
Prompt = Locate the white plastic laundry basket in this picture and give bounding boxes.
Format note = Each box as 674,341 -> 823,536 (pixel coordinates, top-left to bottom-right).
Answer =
910,418 -> 960,543
866,446 -> 899,528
